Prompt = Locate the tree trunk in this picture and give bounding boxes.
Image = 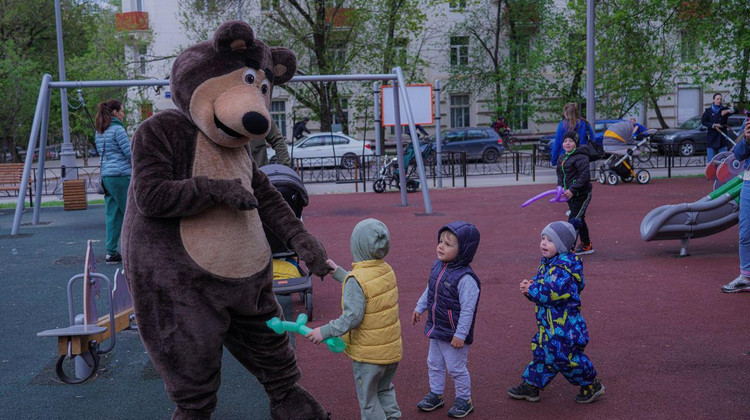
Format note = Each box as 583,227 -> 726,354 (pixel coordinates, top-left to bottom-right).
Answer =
650,94 -> 668,128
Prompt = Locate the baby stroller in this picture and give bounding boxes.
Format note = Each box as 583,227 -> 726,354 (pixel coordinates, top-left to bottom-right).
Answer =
597,123 -> 655,186
260,164 -> 315,318
372,142 -> 433,193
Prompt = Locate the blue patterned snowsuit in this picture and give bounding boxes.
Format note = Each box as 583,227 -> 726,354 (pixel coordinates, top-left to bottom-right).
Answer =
521,252 -> 597,388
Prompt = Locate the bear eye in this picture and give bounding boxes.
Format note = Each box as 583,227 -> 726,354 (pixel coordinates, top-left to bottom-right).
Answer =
261,81 -> 270,95
243,69 -> 257,85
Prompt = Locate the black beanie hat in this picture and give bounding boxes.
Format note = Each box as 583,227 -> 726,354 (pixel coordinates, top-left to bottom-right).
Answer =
563,130 -> 579,146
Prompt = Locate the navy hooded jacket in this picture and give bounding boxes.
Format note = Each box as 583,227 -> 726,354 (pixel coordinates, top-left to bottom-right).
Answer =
424,221 -> 481,344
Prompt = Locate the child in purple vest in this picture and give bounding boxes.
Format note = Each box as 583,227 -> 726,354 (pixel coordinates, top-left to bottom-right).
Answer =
412,221 -> 480,418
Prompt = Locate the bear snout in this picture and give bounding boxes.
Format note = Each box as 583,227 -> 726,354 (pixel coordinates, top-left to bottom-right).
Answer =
242,112 -> 269,135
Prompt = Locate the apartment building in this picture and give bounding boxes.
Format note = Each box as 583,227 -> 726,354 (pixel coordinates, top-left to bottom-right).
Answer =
119,0 -> 738,140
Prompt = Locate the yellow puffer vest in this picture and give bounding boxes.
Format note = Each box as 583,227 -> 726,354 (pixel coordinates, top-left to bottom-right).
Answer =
342,260 -> 402,364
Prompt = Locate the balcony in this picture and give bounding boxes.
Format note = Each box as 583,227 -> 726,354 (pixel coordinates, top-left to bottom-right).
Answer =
115,11 -> 149,32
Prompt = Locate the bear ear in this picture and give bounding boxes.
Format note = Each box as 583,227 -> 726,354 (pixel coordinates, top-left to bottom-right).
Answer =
214,20 -> 255,53
270,47 -> 297,85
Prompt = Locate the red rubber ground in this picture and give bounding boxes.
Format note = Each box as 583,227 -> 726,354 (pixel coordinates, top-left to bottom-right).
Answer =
292,177 -> 749,419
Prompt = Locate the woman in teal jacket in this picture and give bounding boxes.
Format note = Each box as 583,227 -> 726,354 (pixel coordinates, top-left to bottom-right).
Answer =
95,99 -> 132,264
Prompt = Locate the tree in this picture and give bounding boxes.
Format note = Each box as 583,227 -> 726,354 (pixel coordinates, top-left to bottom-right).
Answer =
178,0 -> 428,135
446,0 -> 551,129
594,0 -> 683,128
681,0 -> 750,112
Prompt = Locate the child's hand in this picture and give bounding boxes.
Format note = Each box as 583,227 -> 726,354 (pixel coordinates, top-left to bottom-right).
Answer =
412,310 -> 424,325
326,259 -> 338,271
305,327 -> 323,344
451,336 -> 465,349
520,279 -> 531,295
563,189 -> 573,198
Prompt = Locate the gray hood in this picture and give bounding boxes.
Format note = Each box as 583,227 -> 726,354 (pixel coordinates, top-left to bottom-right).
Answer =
350,218 -> 391,262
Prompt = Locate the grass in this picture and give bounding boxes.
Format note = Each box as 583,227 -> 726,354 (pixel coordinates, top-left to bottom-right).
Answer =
0,199 -> 105,209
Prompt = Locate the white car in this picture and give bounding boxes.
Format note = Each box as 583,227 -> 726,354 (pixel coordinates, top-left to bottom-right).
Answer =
268,132 -> 374,169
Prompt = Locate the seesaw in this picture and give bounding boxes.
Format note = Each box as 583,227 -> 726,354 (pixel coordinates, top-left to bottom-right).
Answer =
37,240 -> 136,383
267,314 -> 345,353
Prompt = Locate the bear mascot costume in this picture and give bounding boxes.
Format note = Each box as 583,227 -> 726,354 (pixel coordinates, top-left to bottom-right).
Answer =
121,21 -> 331,419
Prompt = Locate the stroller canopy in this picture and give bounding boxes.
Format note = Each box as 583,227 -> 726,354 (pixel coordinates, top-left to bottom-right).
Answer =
260,164 -> 309,210
603,121 -> 635,154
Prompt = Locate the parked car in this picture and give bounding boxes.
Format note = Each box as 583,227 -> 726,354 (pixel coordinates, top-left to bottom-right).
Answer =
268,132 -> 374,169
538,119 -> 626,160
649,114 -> 747,157
423,127 -> 504,163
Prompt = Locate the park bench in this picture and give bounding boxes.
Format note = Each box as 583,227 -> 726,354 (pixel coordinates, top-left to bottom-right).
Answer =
0,163 -> 33,206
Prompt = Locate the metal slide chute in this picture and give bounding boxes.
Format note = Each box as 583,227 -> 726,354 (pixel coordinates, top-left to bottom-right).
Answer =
640,176 -> 742,256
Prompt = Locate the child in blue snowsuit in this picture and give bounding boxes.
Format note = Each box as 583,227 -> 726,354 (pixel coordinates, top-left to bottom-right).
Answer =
507,220 -> 605,404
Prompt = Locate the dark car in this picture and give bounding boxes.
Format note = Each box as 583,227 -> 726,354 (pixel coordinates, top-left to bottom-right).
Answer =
424,127 -> 504,163
538,119 -> 626,160
649,114 -> 746,157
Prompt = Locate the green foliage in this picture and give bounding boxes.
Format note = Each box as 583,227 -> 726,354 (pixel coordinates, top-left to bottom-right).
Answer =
0,0 -> 133,162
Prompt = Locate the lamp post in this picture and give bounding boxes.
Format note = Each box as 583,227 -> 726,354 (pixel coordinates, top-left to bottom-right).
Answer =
585,0 -> 595,124
55,0 -> 76,179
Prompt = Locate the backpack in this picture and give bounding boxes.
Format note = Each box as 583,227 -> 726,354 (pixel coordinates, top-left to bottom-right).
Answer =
581,121 -> 606,161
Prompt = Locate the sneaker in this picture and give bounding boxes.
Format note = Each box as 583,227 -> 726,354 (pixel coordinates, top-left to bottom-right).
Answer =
447,398 -> 473,418
507,381 -> 540,402
106,252 -> 122,264
721,275 -> 750,293
575,378 -> 605,404
574,243 -> 594,255
416,391 -> 444,412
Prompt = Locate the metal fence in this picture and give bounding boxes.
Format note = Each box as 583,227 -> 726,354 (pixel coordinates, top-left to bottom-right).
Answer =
3,142 -> 709,201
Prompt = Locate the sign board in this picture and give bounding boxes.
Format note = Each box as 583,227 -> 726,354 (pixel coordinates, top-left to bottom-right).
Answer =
381,84 -> 434,126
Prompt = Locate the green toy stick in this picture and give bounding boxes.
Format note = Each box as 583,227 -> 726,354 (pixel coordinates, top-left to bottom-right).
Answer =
266,314 -> 346,353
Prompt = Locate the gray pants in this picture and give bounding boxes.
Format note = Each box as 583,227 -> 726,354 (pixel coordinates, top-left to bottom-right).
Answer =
352,361 -> 401,420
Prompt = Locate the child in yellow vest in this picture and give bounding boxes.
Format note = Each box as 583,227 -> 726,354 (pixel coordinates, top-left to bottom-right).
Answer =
306,218 -> 402,419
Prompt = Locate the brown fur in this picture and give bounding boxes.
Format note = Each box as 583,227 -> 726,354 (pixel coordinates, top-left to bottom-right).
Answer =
121,21 -> 329,419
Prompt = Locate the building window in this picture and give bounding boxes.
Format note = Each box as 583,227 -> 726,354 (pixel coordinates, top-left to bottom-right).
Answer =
140,102 -> 153,120
510,92 -> 529,131
510,36 -> 530,66
330,98 -> 348,129
449,0 -> 466,10
261,0 -> 279,11
680,29 -> 698,62
137,46 -> 147,75
394,37 -> 408,67
450,95 -> 470,128
135,0 -> 143,11
330,38 -> 346,64
271,100 -> 287,137
450,36 -> 469,67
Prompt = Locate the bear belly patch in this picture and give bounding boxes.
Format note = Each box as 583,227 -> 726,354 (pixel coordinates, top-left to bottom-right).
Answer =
180,133 -> 270,279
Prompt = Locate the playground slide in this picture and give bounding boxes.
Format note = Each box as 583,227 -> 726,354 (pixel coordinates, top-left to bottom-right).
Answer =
640,176 -> 742,255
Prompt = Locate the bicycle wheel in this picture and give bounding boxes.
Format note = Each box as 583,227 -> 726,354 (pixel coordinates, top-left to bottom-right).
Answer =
635,144 -> 652,162
507,137 -> 521,153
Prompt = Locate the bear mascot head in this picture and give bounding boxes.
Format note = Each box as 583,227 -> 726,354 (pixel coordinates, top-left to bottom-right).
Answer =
121,21 -> 330,419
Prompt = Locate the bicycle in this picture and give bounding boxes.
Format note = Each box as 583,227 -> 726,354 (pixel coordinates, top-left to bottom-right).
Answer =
500,129 -> 521,153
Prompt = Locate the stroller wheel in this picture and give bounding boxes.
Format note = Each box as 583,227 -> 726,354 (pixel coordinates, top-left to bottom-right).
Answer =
373,178 -> 386,193
597,171 -> 606,184
305,291 -> 313,319
406,179 -> 420,193
622,174 -> 634,183
606,171 -> 619,185
636,169 -> 651,184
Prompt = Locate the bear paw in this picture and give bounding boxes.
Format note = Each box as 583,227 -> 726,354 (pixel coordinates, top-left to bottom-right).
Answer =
270,384 -> 329,420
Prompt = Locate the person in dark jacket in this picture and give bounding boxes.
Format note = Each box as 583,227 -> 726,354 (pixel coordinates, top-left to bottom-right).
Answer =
413,221 -> 481,418
701,93 -> 733,161
556,131 -> 594,255
293,117 -> 311,140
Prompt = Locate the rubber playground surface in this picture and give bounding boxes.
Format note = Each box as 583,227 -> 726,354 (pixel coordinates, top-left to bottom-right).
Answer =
1,176 -> 748,419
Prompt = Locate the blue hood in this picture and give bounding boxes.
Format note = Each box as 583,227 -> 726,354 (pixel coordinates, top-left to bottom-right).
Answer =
439,221 -> 480,267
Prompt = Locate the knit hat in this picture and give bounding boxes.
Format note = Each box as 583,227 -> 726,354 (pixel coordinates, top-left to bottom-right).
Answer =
541,221 -> 577,254
563,130 -> 579,146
